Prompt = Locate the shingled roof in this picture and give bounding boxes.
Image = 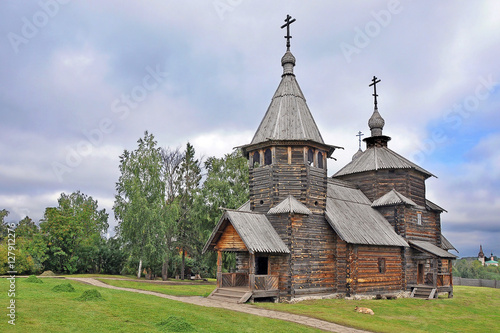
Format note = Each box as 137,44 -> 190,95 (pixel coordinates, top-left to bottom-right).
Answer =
250,51 -> 324,145
334,146 -> 435,178
325,179 -> 408,247
268,195 -> 312,215
372,189 -> 418,208
202,210 -> 290,254
410,240 -> 457,259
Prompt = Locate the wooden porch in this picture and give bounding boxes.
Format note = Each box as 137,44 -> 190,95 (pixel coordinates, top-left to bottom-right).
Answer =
210,272 -> 280,303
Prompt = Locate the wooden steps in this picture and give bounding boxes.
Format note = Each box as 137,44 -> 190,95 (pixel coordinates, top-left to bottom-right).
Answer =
208,288 -> 252,304
410,285 -> 437,299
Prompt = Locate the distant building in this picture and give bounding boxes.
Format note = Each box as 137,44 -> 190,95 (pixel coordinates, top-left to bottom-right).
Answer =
477,246 -> 498,266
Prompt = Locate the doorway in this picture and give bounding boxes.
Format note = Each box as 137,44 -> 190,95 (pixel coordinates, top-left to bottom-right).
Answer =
255,256 -> 269,275
417,263 -> 424,285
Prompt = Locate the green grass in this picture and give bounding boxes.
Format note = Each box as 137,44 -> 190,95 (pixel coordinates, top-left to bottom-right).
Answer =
256,286 -> 500,333
0,277 -> 321,332
96,278 -> 216,297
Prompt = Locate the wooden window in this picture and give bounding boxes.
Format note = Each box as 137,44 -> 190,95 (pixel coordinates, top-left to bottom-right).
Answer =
307,148 -> 314,166
252,151 -> 260,168
378,258 -> 386,274
317,152 -> 324,169
264,149 -> 272,165
417,212 -> 422,225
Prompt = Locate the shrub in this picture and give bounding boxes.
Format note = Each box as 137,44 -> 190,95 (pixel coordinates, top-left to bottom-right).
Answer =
52,283 -> 76,292
24,275 -> 43,283
76,289 -> 104,301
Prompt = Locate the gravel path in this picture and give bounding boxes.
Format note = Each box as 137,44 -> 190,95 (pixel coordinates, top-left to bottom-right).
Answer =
66,277 -> 372,333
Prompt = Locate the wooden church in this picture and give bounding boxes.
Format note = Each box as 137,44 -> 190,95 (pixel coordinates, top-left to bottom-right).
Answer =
203,17 -> 457,302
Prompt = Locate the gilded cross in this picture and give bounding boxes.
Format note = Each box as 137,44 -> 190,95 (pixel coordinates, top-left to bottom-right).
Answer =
356,131 -> 364,150
281,15 -> 296,50
369,76 -> 381,110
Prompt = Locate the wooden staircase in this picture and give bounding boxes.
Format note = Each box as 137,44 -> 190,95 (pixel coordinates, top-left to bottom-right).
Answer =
411,285 -> 437,299
208,288 -> 252,304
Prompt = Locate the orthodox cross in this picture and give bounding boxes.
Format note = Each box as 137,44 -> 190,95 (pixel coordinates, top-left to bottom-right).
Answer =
356,131 -> 364,150
281,15 -> 296,50
369,76 -> 381,110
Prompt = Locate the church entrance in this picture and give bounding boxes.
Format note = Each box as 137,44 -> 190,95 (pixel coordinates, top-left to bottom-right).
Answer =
417,263 -> 424,284
255,256 -> 269,275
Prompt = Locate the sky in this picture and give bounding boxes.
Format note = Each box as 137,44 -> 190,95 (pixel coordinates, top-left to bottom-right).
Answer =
1,1 -> 499,258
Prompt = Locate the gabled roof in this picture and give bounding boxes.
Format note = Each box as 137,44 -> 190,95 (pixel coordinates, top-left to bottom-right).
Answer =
409,240 -> 457,258
325,179 -> 408,247
268,195 -> 312,215
426,199 -> 447,212
203,210 -> 289,254
372,189 -> 417,208
441,235 -> 458,252
334,146 -> 435,178
237,200 -> 251,212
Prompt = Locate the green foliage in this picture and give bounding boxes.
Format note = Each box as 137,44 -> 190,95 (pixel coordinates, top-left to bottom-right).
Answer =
114,131 -> 167,274
175,142 -> 203,279
40,191 -> 108,273
453,258 -> 500,280
76,289 -> 104,301
52,282 -> 76,292
193,149 -> 249,276
24,275 -> 43,283
0,209 -> 9,241
156,316 -> 195,332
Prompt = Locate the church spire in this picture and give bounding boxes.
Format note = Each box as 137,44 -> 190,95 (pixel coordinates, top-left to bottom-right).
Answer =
280,15 -> 296,76
364,76 -> 391,148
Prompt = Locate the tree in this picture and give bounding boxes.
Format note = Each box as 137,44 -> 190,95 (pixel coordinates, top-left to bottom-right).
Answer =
39,191 -> 108,273
114,131 -> 167,279
0,209 -> 9,241
194,149 -> 249,276
159,147 -> 184,280
175,142 -> 202,280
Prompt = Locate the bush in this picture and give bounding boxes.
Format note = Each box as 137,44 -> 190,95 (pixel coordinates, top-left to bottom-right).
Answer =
24,275 -> 43,283
76,289 -> 104,301
52,283 -> 76,292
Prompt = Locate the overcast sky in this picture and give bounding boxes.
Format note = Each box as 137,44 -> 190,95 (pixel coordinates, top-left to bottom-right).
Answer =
1,1 -> 499,258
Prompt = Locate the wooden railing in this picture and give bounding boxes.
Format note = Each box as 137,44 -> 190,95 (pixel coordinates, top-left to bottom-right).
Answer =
254,275 -> 279,290
219,273 -> 278,291
220,273 -> 248,288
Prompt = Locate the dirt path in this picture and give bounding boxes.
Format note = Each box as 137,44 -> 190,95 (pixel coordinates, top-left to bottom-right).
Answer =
66,277 -> 371,333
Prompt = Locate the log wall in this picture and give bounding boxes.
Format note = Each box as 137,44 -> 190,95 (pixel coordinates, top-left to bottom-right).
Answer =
215,224 -> 247,251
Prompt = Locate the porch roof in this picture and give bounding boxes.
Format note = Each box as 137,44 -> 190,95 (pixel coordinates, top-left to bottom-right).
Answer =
203,210 -> 290,254
409,240 -> 457,259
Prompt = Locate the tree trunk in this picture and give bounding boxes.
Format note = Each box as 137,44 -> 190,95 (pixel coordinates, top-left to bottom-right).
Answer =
181,249 -> 185,280
162,254 -> 169,281
137,259 -> 142,279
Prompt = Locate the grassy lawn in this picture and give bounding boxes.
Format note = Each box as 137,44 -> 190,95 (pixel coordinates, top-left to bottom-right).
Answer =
0,277 -> 321,333
96,278 -> 216,297
256,286 -> 500,333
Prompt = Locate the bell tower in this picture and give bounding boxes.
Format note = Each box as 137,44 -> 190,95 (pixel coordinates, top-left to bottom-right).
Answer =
240,16 -> 340,215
